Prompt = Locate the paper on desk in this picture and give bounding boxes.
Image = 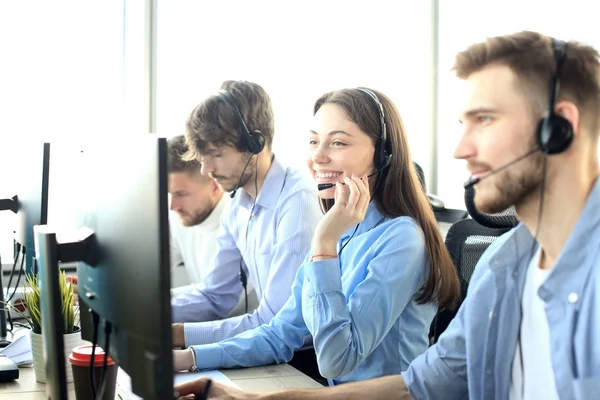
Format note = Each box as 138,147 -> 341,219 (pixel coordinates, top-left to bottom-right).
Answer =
116,368 -> 238,399
0,334 -> 33,365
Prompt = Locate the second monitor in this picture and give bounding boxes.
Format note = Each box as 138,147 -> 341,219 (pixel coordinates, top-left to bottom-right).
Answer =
37,135 -> 174,399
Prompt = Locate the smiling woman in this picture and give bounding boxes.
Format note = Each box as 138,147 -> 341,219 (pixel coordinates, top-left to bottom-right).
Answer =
174,87 -> 460,387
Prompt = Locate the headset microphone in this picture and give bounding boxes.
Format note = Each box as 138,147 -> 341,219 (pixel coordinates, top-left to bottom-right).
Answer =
229,154 -> 254,198
463,147 -> 541,188
317,169 -> 383,191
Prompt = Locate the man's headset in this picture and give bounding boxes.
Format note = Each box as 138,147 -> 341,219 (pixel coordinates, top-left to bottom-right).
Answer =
317,88 -> 393,191
536,38 -> 574,154
464,38 -> 574,188
215,90 -> 265,198
214,89 -> 265,314
216,90 -> 265,155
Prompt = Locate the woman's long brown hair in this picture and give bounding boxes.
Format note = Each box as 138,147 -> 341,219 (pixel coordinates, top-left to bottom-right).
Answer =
314,89 -> 460,309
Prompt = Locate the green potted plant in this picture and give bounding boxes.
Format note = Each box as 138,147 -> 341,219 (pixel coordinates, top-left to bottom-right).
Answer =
4,270 -> 81,383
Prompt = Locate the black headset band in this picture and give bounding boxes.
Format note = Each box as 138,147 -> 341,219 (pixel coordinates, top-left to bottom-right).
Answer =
548,38 -> 567,115
356,88 -> 387,148
356,88 -> 391,169
216,90 -> 251,136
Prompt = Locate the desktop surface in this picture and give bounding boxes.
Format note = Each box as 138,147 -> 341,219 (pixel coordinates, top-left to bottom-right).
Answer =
0,329 -> 323,399
1,362 -> 322,399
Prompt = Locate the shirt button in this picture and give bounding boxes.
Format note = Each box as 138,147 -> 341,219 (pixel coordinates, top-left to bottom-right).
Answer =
568,292 -> 578,303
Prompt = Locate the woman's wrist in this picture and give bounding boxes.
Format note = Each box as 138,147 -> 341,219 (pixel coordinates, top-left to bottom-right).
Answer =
311,239 -> 338,261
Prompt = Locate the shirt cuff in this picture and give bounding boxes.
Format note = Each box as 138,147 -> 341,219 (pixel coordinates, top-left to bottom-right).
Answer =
184,322 -> 209,347
190,344 -> 223,371
304,258 -> 342,295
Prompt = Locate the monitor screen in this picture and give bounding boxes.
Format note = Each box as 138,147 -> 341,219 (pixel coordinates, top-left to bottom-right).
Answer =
1,142 -> 51,274
61,135 -> 173,399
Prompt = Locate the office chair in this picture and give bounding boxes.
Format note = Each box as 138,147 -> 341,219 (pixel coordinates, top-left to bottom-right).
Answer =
412,162 -> 469,231
429,185 -> 518,344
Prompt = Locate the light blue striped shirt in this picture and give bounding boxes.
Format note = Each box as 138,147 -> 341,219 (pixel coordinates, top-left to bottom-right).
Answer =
173,157 -> 322,345
190,202 -> 436,385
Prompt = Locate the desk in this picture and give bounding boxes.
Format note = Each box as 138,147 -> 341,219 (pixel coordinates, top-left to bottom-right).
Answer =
1,326 -> 322,398
0,363 -> 323,399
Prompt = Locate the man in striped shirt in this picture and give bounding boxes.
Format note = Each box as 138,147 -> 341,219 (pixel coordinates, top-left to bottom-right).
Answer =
171,81 -> 321,362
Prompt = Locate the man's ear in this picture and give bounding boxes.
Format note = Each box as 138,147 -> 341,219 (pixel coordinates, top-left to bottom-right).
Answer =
209,177 -> 222,194
555,100 -> 580,137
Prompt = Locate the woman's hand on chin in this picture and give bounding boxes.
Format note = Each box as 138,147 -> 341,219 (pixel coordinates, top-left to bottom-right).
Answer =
313,174 -> 370,252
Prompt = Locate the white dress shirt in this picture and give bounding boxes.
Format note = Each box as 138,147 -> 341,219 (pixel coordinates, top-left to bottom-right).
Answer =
169,194 -> 228,296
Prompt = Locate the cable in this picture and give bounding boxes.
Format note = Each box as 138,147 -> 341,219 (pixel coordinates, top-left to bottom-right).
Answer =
338,224 -> 360,258
516,154 -> 548,397
239,156 -> 259,315
95,321 -> 112,400
4,244 -> 22,300
3,246 -> 21,332
6,305 -> 13,332
230,153 -> 254,199
4,245 -> 24,332
89,311 -> 100,399
336,169 -> 384,258
7,246 -> 26,303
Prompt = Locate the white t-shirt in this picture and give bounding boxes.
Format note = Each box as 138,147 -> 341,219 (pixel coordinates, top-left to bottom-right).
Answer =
509,248 -> 559,400
169,194 -> 228,295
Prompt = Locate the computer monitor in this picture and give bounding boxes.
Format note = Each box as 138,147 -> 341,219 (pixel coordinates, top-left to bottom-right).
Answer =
0,142 -> 50,273
0,142 -> 51,346
34,135 -> 174,399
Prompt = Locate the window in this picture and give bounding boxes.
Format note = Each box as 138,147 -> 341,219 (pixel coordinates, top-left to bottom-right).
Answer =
437,0 -> 600,209
0,2 -> 125,268
156,1 -> 436,183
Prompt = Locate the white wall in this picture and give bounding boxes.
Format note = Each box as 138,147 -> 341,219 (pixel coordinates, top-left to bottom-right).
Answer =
155,0 -> 435,182
3,1 -> 599,262
0,2 -> 125,263
436,0 -> 600,209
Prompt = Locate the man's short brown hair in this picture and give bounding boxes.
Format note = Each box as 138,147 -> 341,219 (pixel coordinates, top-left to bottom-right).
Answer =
184,80 -> 274,160
453,31 -> 600,137
167,134 -> 202,175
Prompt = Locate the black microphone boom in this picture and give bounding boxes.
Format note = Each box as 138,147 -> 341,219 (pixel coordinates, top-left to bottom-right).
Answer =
317,170 -> 381,191
230,154 -> 255,198
463,147 -> 541,188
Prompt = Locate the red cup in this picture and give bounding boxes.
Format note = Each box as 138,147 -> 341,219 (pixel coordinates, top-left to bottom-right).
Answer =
68,345 -> 118,400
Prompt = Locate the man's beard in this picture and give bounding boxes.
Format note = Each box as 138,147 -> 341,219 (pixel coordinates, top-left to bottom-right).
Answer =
180,206 -> 214,227
221,162 -> 257,193
476,151 -> 545,214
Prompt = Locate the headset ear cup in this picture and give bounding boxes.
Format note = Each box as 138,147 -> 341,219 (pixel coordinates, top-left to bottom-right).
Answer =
246,131 -> 265,155
374,145 -> 392,171
382,153 -> 392,169
537,114 -> 574,155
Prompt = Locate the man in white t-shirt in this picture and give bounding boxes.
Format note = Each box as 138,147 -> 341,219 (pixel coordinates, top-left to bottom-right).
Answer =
172,32 -> 600,400
168,135 -> 256,316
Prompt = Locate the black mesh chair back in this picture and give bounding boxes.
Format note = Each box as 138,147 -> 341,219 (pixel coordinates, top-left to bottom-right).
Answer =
429,185 -> 518,343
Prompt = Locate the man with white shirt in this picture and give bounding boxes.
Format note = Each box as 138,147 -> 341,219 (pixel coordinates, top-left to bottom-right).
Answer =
167,134 -> 227,297
173,31 -> 600,400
